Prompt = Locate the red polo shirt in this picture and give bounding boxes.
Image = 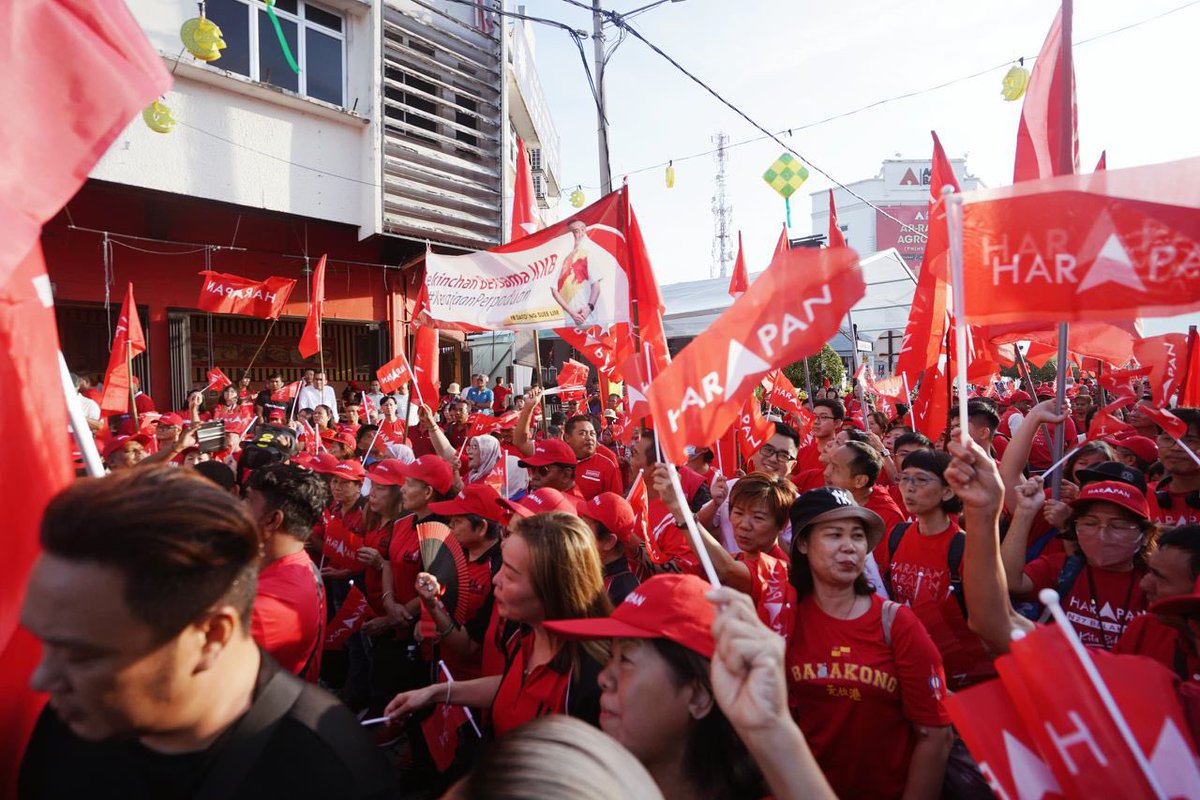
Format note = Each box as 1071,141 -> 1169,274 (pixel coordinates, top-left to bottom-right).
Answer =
490,631 -> 573,738
251,550 -> 325,682
575,451 -> 623,500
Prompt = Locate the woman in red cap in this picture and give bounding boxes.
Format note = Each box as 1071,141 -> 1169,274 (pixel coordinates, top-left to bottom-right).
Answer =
545,574 -> 768,800
384,511 -> 610,737
1002,476 -> 1158,650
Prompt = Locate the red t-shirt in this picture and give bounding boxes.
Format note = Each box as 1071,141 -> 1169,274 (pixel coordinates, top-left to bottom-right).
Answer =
1024,552 -> 1147,650
865,484 -> 906,537
492,384 -> 512,413
377,419 -> 407,449
792,438 -> 827,477
490,631 -> 572,738
785,595 -> 951,799
742,545 -> 794,636
1145,486 -> 1200,528
437,543 -> 501,682
362,519 -> 395,615
644,496 -> 703,577
1028,416 -> 1079,468
1116,614 -> 1200,682
575,451 -> 623,500
792,467 -> 825,493
387,515 -> 423,607
251,550 -> 325,682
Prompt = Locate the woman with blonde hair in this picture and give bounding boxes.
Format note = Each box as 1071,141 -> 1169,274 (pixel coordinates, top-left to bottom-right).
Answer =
384,511 -> 612,735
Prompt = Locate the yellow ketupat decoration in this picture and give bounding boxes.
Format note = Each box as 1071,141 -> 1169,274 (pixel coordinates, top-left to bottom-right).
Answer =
143,100 -> 176,133
1001,63 -> 1029,102
569,188 -> 586,208
181,15 -> 226,62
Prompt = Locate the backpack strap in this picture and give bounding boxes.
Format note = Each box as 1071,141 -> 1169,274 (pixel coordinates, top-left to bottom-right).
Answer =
883,522 -> 911,597
881,600 -> 901,648
1038,554 -> 1087,623
946,531 -> 969,620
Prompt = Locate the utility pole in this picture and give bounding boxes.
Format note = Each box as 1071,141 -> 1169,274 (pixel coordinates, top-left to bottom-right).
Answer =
592,0 -> 613,194
711,131 -> 733,278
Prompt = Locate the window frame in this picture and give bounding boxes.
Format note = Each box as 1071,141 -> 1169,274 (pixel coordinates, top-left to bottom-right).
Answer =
214,0 -> 347,107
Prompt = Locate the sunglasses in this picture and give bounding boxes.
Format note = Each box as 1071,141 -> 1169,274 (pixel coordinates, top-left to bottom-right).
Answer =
531,464 -> 567,477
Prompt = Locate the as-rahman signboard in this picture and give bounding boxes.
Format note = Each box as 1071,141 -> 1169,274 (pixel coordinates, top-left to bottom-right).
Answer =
875,205 -> 928,267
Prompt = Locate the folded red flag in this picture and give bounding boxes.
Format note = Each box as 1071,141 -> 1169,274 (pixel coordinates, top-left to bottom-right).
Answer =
1133,334 -> 1190,408
420,691 -> 469,772
298,254 -> 327,358
99,283 -> 147,416
647,246 -> 864,463
412,324 -> 440,407
196,271 -> 295,319
321,518 -> 363,571
1183,328 -> 1200,408
376,352 -> 414,394
626,471 -> 667,564
323,584 -> 373,650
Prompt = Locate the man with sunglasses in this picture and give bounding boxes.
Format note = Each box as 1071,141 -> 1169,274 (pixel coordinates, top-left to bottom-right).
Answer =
1146,407 -> 1200,527
516,438 -> 584,506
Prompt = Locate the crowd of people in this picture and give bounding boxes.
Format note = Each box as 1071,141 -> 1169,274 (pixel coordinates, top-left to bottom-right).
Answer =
21,364 -> 1200,799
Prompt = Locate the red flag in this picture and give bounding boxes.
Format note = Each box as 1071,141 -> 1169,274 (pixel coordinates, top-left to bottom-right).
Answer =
298,254 -> 327,359
557,358 -> 590,390
647,246 -> 864,464
1087,399 -> 1135,440
611,412 -> 635,444
556,324 -> 630,383
467,411 -> 518,438
627,201 -> 671,378
321,518 -> 364,571
1141,404 -> 1187,440
910,360 -> 950,442
376,352 -> 414,394
99,283 -> 147,415
763,370 -> 809,426
1133,334 -> 1189,407
272,380 -> 301,402
196,271 -> 295,318
361,391 -> 378,420
420,692 -> 470,771
991,320 -> 1137,370
772,223 -> 790,259
627,471 -> 667,564
727,231 -> 748,297
510,137 -> 541,241
412,324 -> 440,407
827,190 -> 846,249
323,584 -> 373,650
1182,328 -> 1200,407
1095,150 -> 1107,172
957,158 -> 1200,326
205,367 -> 232,392
735,397 -> 776,462
1097,366 -> 1150,403
1013,7 -> 1077,182
619,352 -> 650,422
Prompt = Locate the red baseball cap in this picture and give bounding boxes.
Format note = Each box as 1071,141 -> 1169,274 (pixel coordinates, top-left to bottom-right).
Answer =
1108,434 -> 1158,465
327,458 -> 367,482
429,483 -> 506,523
307,452 -> 342,475
367,458 -> 408,485
101,433 -> 151,460
545,574 -> 715,659
156,412 -> 186,427
1150,574 -> 1200,617
498,487 -> 579,519
1007,390 -> 1033,404
517,439 -> 578,468
379,454 -> 455,494
292,451 -> 315,467
579,492 -> 636,542
321,429 -> 357,450
267,409 -> 286,422
1070,480 -> 1150,520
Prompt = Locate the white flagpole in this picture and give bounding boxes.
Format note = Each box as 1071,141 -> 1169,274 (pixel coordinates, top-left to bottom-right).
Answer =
944,187 -> 970,446
901,372 -> 918,430
438,660 -> 482,738
58,352 -> 104,477
664,460 -> 722,588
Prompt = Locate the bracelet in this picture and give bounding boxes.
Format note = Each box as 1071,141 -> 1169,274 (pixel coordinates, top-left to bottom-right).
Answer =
382,591 -> 394,601
436,619 -> 457,637
444,681 -> 452,705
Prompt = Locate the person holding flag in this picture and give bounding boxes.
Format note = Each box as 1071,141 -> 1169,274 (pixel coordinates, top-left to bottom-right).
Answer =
1146,408 -> 1200,527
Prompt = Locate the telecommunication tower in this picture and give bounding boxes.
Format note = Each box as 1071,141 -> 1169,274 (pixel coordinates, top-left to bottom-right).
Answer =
711,131 -> 734,278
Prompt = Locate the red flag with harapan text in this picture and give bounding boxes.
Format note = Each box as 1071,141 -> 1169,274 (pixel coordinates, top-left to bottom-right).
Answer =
827,190 -> 846,249
197,271 -> 295,319
468,411 -> 518,438
735,397 -> 775,462
510,137 -> 541,241
298,254 -> 327,359
205,367 -> 232,392
99,283 -> 147,415
321,517 -> 363,571
647,246 -> 863,464
1133,334 -> 1189,408
728,231 -> 748,297
412,324 -> 440,407
323,584 -> 373,650
762,370 -> 810,429
1087,399 -> 1135,440
1013,7 -> 1077,183
376,352 -> 414,394
957,158 -> 1200,326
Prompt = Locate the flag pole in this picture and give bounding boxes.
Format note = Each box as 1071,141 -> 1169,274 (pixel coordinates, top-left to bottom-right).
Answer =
1049,0 -> 1075,501
801,356 -> 815,404
901,372 -> 918,429
126,338 -> 139,429
944,187 -> 969,445
58,352 -> 104,477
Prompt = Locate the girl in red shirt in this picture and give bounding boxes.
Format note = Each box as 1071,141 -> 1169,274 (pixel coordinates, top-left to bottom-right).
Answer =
384,511 -> 610,738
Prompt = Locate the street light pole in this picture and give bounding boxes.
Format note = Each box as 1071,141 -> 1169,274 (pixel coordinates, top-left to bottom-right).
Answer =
592,0 -> 612,194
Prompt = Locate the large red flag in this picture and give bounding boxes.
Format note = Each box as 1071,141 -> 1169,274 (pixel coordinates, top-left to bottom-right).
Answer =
412,324 -> 440,407
1133,333 -> 1190,408
99,283 -> 147,416
376,352 -> 414,394
956,158 -> 1200,325
298,254 -> 327,358
735,396 -> 776,462
1013,6 -> 1077,182
827,190 -> 846,249
646,247 -> 864,464
627,199 -> 671,378
196,271 -> 296,318
727,231 -> 748,297
511,137 -> 541,241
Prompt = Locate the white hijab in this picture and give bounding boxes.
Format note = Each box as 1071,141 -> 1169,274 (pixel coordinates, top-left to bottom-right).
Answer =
467,434 -> 502,484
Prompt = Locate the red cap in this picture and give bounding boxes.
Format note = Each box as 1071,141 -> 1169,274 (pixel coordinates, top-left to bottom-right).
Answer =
156,412 -> 185,427
429,483 -> 506,523
292,451 -> 315,467
1150,574 -> 1200,617
267,409 -> 286,421
579,492 -> 636,542
101,433 -> 151,459
1071,480 -> 1150,520
1108,434 -> 1158,465
517,439 -> 578,468
321,429 -> 357,450
307,452 -> 342,474
1007,390 -> 1033,404
498,487 -> 579,519
545,574 -> 715,658
372,454 -> 455,494
327,459 -> 367,482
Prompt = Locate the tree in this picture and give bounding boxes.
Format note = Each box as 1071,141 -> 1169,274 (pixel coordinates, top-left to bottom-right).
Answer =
784,344 -> 844,399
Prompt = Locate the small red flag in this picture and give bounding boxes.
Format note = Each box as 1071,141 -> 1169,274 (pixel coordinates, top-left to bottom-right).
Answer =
272,380 -> 301,402
420,694 -> 470,772
910,360 -> 950,443
1013,7 -> 1077,182
762,370 -> 811,431
1133,334 -> 1190,408
557,358 -> 590,391
321,518 -> 364,571
1095,150 -> 1108,172
376,352 -> 414,394
1097,366 -> 1150,404
619,352 -> 650,423
1141,404 -> 1188,440
727,231 -> 748,297
467,411 -> 518,438
205,366 -> 232,392
298,254 -> 327,359
556,323 -> 630,383
627,471 -> 667,564
99,283 -> 147,416
647,246 -> 863,464
827,190 -> 846,249
510,137 -> 541,241
323,584 -> 373,650
735,397 -> 775,462
412,324 -> 440,408
1087,399 -> 1134,440
196,271 -> 295,319
771,223 -> 789,259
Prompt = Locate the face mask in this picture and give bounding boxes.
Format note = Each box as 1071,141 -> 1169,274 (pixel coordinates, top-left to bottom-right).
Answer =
1076,527 -> 1144,569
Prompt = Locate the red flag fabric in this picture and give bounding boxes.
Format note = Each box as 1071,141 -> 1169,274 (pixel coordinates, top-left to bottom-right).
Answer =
412,324 -> 440,407
323,584 -> 373,650
627,471 -> 667,564
298,254 -> 327,359
727,231 -> 748,297
619,352 -> 650,423
772,223 -> 790,259
205,367 -> 232,392
196,271 -> 295,319
1133,334 -> 1190,408
763,370 -> 805,418
1097,366 -> 1151,403
991,320 -> 1138,370
321,518 -> 364,571
510,137 -> 541,241
910,360 -> 950,442
1141,404 -> 1188,440
735,397 -> 776,462
272,380 -> 301,402
1087,400 -> 1135,440
1013,7 -> 1077,182
361,391 -> 378,421
827,190 -> 846,249
1182,328 -> 1200,407
556,324 -> 629,383
557,358 -> 590,390
627,201 -> 671,379
1095,151 -> 1107,172
647,246 -> 863,464
957,158 -> 1200,326
376,352 -> 414,394
421,693 -> 470,771
99,283 -> 147,415
467,411 -> 518,438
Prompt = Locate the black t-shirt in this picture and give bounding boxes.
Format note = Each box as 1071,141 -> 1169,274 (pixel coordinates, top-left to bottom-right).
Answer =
254,389 -> 289,418
19,651 -> 398,800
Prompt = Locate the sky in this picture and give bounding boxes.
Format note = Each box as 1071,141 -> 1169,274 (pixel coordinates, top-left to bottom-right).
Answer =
517,0 -> 1200,335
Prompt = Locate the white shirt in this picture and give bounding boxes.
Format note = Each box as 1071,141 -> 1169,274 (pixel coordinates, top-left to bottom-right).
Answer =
298,385 -> 338,416
73,393 -> 101,421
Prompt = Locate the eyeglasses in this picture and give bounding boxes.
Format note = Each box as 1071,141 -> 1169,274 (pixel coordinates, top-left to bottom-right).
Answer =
1075,517 -> 1141,534
896,474 -> 940,488
758,443 -> 797,463
812,414 -> 835,422
1156,433 -> 1200,450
